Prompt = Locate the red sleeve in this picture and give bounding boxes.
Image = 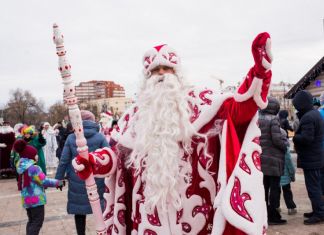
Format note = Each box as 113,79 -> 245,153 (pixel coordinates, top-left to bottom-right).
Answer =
219,98 -> 258,127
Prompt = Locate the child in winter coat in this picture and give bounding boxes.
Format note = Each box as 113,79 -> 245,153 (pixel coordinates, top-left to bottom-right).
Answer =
279,128 -> 297,215
14,139 -> 64,235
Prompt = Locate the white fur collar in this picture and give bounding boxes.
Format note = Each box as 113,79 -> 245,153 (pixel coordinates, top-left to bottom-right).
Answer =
0,126 -> 14,134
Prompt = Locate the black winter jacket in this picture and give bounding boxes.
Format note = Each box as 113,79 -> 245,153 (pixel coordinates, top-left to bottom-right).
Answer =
292,91 -> 324,169
259,97 -> 286,176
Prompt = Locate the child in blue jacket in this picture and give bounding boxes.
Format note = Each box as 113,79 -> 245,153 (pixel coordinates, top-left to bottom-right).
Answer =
14,139 -> 64,235
279,128 -> 297,215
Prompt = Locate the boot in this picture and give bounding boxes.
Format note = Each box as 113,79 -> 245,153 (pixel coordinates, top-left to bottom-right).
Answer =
268,218 -> 287,225
303,212 -> 314,218
304,216 -> 324,225
268,206 -> 287,225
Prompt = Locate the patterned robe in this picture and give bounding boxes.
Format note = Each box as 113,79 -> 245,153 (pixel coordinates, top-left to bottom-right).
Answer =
74,33 -> 272,235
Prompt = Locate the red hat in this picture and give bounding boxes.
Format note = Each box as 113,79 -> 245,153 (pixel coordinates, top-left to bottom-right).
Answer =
100,111 -> 113,118
142,44 -> 181,77
105,111 -> 113,117
13,139 -> 37,161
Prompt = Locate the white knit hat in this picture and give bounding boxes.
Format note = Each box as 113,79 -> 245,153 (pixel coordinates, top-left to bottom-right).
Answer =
142,44 -> 181,78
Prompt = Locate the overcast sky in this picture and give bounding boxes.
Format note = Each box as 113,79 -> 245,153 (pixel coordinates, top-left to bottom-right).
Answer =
1,0 -> 323,109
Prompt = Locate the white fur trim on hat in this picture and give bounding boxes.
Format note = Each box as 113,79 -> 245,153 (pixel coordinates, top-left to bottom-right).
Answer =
100,111 -> 113,118
142,44 -> 180,77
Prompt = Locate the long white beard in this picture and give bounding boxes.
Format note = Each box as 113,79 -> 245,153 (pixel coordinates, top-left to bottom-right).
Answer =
129,73 -> 196,212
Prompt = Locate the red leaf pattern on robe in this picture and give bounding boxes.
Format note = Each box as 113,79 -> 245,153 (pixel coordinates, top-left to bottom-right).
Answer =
230,177 -> 253,222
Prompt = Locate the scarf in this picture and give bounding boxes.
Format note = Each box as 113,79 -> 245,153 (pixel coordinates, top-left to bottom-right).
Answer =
17,169 -> 32,191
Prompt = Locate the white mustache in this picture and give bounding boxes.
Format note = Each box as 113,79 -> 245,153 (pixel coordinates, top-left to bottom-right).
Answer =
150,74 -> 166,84
148,74 -> 181,90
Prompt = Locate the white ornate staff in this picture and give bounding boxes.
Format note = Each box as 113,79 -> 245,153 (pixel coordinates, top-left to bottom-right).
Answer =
52,24 -> 107,235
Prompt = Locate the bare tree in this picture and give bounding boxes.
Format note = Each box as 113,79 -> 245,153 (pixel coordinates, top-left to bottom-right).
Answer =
3,89 -> 46,126
47,101 -> 68,125
79,102 -> 99,118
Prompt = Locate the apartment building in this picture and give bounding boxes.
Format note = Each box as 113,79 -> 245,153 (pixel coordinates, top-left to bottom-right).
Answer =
75,80 -> 125,102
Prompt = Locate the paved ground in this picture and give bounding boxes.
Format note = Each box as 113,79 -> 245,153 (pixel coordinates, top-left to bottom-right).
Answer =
0,155 -> 323,235
0,174 -> 96,235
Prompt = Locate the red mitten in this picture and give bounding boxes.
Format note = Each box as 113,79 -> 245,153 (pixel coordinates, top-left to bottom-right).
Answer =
91,148 -> 117,177
72,154 -> 95,180
234,33 -> 273,109
252,32 -> 272,77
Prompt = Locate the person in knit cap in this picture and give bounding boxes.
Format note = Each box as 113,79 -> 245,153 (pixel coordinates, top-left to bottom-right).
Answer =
14,139 -> 64,235
19,125 -> 47,175
72,33 -> 273,234
55,110 -> 108,235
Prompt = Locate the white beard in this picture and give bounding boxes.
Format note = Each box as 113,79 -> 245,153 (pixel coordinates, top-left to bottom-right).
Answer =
129,73 -> 196,212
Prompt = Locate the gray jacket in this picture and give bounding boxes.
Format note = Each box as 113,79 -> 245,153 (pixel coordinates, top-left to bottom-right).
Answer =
259,97 -> 286,176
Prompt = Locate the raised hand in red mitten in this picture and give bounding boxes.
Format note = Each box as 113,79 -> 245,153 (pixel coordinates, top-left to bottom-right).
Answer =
252,32 -> 273,77
234,32 -> 273,110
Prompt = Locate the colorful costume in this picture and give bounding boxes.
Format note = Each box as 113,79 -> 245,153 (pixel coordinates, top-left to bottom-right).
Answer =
72,32 -> 272,235
16,158 -> 60,208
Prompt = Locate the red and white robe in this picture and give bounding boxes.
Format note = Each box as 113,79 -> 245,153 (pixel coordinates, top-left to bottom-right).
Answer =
75,32 -> 273,235
77,64 -> 271,235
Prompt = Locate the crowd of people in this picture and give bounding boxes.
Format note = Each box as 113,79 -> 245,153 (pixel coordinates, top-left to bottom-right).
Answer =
0,112 -> 118,235
0,31 -> 324,235
258,92 -> 324,226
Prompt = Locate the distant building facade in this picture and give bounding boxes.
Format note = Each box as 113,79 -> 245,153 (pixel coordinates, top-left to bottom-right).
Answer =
269,82 -> 294,111
88,97 -> 133,119
75,80 -> 125,102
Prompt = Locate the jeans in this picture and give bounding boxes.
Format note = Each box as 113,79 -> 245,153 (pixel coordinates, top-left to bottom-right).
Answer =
26,205 -> 44,235
303,169 -> 324,218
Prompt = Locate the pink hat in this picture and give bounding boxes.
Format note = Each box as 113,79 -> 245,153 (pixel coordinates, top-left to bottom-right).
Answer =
142,44 -> 181,77
80,110 -> 95,121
